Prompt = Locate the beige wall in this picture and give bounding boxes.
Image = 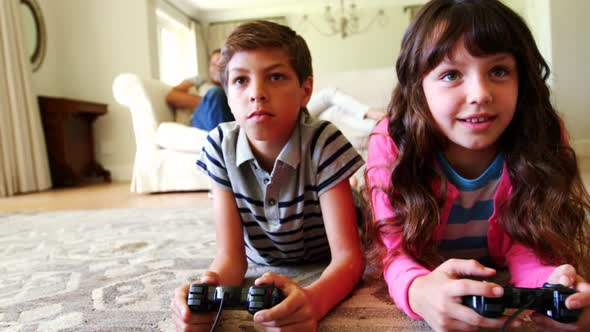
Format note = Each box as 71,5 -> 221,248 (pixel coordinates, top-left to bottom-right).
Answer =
549,0 -> 590,155
32,0 -> 155,181
290,6 -> 410,76
29,0 -> 590,183
32,0 -> 59,97
197,2 -> 418,77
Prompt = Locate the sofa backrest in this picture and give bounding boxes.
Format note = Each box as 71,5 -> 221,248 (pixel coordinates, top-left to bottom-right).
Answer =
313,66 -> 397,109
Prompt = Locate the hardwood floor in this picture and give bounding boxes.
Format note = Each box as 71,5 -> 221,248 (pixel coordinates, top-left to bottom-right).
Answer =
0,182 -> 210,212
1,157 -> 589,212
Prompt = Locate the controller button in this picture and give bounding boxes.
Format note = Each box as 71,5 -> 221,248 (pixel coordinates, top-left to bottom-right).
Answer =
250,288 -> 266,295
485,303 -> 503,312
250,300 -> 264,308
191,286 -> 205,294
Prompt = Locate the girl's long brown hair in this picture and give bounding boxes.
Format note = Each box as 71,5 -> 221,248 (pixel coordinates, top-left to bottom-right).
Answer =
365,0 -> 590,278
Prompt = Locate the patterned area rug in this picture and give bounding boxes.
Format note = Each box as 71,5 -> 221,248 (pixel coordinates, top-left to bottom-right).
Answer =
0,208 -> 537,331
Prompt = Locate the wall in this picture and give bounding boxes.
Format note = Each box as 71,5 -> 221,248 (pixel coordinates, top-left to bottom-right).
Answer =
549,0 -> 590,155
522,0 -> 552,72
291,6 -> 410,77
31,0 -> 59,97
28,0 -> 590,185
196,2 -> 420,78
31,0 -> 155,181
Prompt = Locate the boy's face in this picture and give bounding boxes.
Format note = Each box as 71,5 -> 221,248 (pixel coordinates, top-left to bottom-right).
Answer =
226,47 -> 312,147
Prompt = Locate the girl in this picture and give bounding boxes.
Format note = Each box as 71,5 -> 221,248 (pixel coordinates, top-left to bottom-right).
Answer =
365,0 -> 590,331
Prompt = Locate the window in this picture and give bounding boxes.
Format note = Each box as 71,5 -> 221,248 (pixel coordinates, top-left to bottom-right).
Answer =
155,7 -> 197,86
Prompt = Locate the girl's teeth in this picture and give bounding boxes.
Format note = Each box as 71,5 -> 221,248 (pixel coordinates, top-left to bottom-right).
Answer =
466,117 -> 487,123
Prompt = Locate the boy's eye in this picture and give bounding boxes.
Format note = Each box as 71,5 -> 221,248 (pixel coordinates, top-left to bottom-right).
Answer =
233,76 -> 247,85
269,73 -> 286,81
441,71 -> 460,82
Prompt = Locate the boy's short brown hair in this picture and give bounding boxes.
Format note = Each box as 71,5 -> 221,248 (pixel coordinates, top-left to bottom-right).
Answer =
217,20 -> 313,88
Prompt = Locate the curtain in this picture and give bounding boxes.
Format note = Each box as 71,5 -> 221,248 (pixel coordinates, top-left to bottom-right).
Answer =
207,16 -> 287,53
0,0 -> 51,197
190,20 -> 209,79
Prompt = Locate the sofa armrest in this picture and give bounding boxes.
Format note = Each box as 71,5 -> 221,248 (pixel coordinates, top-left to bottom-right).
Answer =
113,73 -> 176,148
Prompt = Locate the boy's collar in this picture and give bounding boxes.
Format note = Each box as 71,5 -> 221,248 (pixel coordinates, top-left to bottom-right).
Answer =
235,112 -> 304,170
235,130 -> 256,167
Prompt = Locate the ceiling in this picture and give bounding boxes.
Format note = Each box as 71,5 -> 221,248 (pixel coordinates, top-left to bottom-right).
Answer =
177,0 -> 404,11
170,0 -> 422,12
167,0 -> 427,22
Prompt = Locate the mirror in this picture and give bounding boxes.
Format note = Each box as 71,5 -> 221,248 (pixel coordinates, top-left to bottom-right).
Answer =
19,0 -> 46,72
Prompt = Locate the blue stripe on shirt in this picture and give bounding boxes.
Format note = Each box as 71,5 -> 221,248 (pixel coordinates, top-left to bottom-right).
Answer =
197,160 -> 231,187
234,192 -> 264,206
203,150 -> 225,170
439,236 -> 488,250
318,142 -> 353,173
310,121 -> 330,155
324,130 -> 342,148
436,152 -> 503,191
207,135 -> 223,157
447,200 -> 494,224
318,155 -> 362,191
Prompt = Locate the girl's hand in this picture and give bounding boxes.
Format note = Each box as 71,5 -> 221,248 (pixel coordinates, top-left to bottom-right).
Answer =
531,264 -> 590,331
408,259 -> 516,332
252,272 -> 318,332
170,271 -> 220,332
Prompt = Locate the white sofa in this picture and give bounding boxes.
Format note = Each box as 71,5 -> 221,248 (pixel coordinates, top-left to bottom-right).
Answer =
312,66 -> 397,157
112,67 -> 397,193
113,73 -> 211,193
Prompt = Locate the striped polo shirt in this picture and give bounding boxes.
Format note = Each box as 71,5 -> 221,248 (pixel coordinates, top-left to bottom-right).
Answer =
436,152 -> 504,267
197,110 -> 364,265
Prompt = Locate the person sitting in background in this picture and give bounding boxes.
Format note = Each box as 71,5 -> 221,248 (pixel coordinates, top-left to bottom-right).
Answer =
165,49 -> 235,131
307,86 -> 385,152
308,87 -> 386,124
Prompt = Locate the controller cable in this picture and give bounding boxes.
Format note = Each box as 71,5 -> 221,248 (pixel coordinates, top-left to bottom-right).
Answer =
209,295 -> 226,332
500,298 -> 536,332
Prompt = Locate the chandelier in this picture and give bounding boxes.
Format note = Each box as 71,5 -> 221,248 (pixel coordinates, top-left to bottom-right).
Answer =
302,0 -> 386,39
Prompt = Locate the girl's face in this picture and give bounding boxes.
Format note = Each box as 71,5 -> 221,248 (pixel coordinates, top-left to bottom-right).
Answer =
422,39 -> 518,161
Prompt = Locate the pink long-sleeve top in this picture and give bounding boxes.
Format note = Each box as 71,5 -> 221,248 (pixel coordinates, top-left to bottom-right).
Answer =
366,120 -> 556,319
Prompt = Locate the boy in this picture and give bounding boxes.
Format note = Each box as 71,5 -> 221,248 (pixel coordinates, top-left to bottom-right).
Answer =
170,20 -> 364,331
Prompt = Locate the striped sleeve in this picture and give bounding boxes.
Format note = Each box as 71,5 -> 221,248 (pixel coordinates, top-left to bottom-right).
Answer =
312,121 -> 364,195
196,126 -> 232,189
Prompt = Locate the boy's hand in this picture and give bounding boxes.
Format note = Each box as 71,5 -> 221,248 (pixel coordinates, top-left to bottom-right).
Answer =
531,264 -> 590,331
252,272 -> 318,332
409,259 -> 514,332
170,271 -> 220,332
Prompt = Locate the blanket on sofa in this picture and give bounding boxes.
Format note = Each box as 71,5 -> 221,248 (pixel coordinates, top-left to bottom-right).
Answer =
0,208 -> 537,331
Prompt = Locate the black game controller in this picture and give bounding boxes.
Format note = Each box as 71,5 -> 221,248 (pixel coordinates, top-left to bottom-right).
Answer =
187,284 -> 284,315
463,282 -> 580,323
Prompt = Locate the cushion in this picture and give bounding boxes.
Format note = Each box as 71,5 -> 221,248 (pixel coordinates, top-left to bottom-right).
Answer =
155,122 -> 208,154
174,108 -> 193,126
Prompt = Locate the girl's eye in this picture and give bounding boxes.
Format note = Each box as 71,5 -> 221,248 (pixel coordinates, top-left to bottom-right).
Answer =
490,66 -> 510,78
441,71 -> 459,82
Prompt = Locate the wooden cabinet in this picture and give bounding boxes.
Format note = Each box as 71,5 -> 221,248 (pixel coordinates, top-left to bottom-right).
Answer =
38,96 -> 111,187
